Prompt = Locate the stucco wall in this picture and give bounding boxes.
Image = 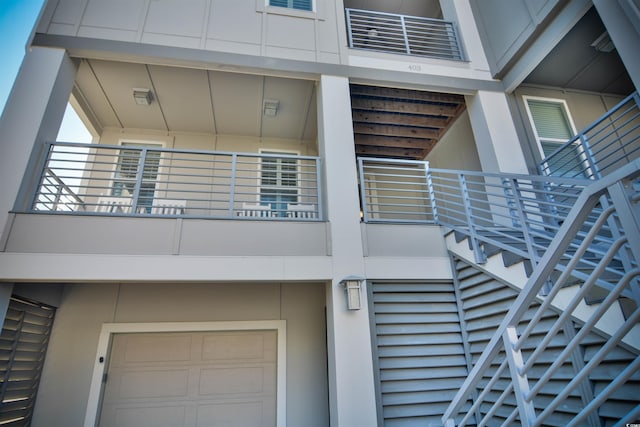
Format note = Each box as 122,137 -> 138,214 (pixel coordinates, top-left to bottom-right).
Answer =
426,110 -> 481,171
32,281 -> 329,427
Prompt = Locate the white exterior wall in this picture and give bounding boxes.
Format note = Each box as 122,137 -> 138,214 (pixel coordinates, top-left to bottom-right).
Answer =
38,0 -> 341,63
32,282 -> 329,427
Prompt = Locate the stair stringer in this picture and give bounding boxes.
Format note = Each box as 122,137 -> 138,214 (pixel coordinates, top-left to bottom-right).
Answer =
445,231 -> 640,353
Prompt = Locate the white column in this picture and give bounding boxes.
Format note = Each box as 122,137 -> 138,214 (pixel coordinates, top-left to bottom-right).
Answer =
593,0 -> 640,91
440,0 -> 491,72
466,90 -> 529,174
317,75 -> 378,427
0,47 -> 77,241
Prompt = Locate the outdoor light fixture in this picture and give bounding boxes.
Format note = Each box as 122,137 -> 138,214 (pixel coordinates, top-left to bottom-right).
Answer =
263,99 -> 279,117
340,275 -> 365,310
133,88 -> 153,106
591,32 -> 615,53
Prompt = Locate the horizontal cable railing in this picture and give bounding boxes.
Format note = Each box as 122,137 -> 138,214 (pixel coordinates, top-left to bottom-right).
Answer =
443,159 -> 640,427
539,91 -> 640,178
30,142 -> 323,220
345,8 -> 464,61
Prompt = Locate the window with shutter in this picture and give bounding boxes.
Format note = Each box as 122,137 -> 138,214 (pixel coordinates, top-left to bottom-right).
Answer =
0,297 -> 55,426
269,0 -> 312,11
260,152 -> 299,217
113,143 -> 162,212
524,98 -> 583,176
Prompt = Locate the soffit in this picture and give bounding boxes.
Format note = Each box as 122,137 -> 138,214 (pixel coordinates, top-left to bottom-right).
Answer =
73,59 -> 318,141
350,84 -> 466,160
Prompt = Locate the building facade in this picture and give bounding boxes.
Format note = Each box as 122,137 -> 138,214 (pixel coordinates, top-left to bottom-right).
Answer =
0,1 -> 638,426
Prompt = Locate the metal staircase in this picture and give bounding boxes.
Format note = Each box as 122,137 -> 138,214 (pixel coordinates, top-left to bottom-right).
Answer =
440,159 -> 640,426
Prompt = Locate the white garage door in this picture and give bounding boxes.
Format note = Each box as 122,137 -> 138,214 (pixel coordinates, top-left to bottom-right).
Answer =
98,330 -> 277,427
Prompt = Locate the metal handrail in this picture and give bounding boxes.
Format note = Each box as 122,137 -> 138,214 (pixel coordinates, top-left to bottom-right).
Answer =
539,91 -> 640,178
358,156 -> 635,297
345,8 -> 464,61
442,159 -> 640,427
30,141 -> 323,220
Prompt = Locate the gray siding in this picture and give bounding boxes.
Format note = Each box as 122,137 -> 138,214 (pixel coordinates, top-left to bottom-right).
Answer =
370,281 -> 470,426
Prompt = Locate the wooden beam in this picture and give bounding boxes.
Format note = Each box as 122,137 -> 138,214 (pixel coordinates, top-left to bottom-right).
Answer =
355,145 -> 425,159
351,97 -> 459,117
354,123 -> 439,139
350,84 -> 465,105
352,110 -> 449,128
354,134 -> 435,150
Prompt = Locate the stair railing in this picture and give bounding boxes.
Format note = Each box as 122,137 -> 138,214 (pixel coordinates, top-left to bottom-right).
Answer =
538,91 -> 640,179
442,159 -> 640,427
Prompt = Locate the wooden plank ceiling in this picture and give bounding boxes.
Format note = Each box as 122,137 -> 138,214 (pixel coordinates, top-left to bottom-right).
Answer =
350,84 -> 466,160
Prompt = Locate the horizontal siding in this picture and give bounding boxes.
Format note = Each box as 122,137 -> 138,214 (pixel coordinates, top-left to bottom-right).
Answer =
371,281 -> 469,427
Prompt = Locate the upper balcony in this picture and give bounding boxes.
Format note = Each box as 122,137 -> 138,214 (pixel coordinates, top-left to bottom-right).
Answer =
345,9 -> 463,61
344,0 -> 464,62
31,142 -> 322,221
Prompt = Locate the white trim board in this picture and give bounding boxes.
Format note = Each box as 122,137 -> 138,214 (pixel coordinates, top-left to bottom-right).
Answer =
83,320 -> 287,427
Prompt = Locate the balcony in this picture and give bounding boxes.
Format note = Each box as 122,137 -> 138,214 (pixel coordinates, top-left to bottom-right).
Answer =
345,8 -> 464,61
30,142 -> 323,221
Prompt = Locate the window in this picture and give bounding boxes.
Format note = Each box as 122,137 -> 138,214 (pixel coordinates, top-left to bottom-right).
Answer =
260,152 -> 299,217
524,98 -> 583,177
113,143 -> 162,212
269,0 -> 312,11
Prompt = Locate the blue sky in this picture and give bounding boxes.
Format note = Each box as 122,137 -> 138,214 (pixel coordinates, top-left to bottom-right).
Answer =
0,0 -> 91,142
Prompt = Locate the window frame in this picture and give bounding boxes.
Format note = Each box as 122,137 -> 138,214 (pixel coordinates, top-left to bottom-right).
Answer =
267,0 -> 314,12
522,96 -> 587,177
111,140 -> 165,212
258,149 -> 300,217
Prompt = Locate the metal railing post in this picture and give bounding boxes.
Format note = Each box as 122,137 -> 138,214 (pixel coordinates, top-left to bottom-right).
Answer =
400,15 -> 411,54
503,327 -> 536,427
504,178 -> 540,267
228,153 -> 237,218
28,141 -> 54,211
345,8 -> 354,48
315,157 -> 324,221
130,147 -> 146,214
459,173 -> 486,264
358,158 -> 369,222
426,165 -> 438,223
578,134 -> 601,179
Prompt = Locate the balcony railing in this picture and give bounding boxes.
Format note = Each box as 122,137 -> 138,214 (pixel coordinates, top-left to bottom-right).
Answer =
539,91 -> 640,178
30,142 -> 323,220
345,8 -> 464,61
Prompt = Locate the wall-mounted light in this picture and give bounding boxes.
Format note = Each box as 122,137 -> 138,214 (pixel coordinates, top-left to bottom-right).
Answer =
263,99 -> 279,117
591,32 -> 615,53
340,275 -> 365,310
133,88 -> 153,106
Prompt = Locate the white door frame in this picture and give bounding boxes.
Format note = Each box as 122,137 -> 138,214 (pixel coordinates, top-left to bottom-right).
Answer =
83,320 -> 287,427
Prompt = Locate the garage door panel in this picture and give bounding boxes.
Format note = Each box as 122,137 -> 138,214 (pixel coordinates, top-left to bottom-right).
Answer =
111,405 -> 187,427
114,334 -> 193,364
117,368 -> 190,399
202,331 -> 277,361
199,365 -> 275,395
196,400 -> 275,427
